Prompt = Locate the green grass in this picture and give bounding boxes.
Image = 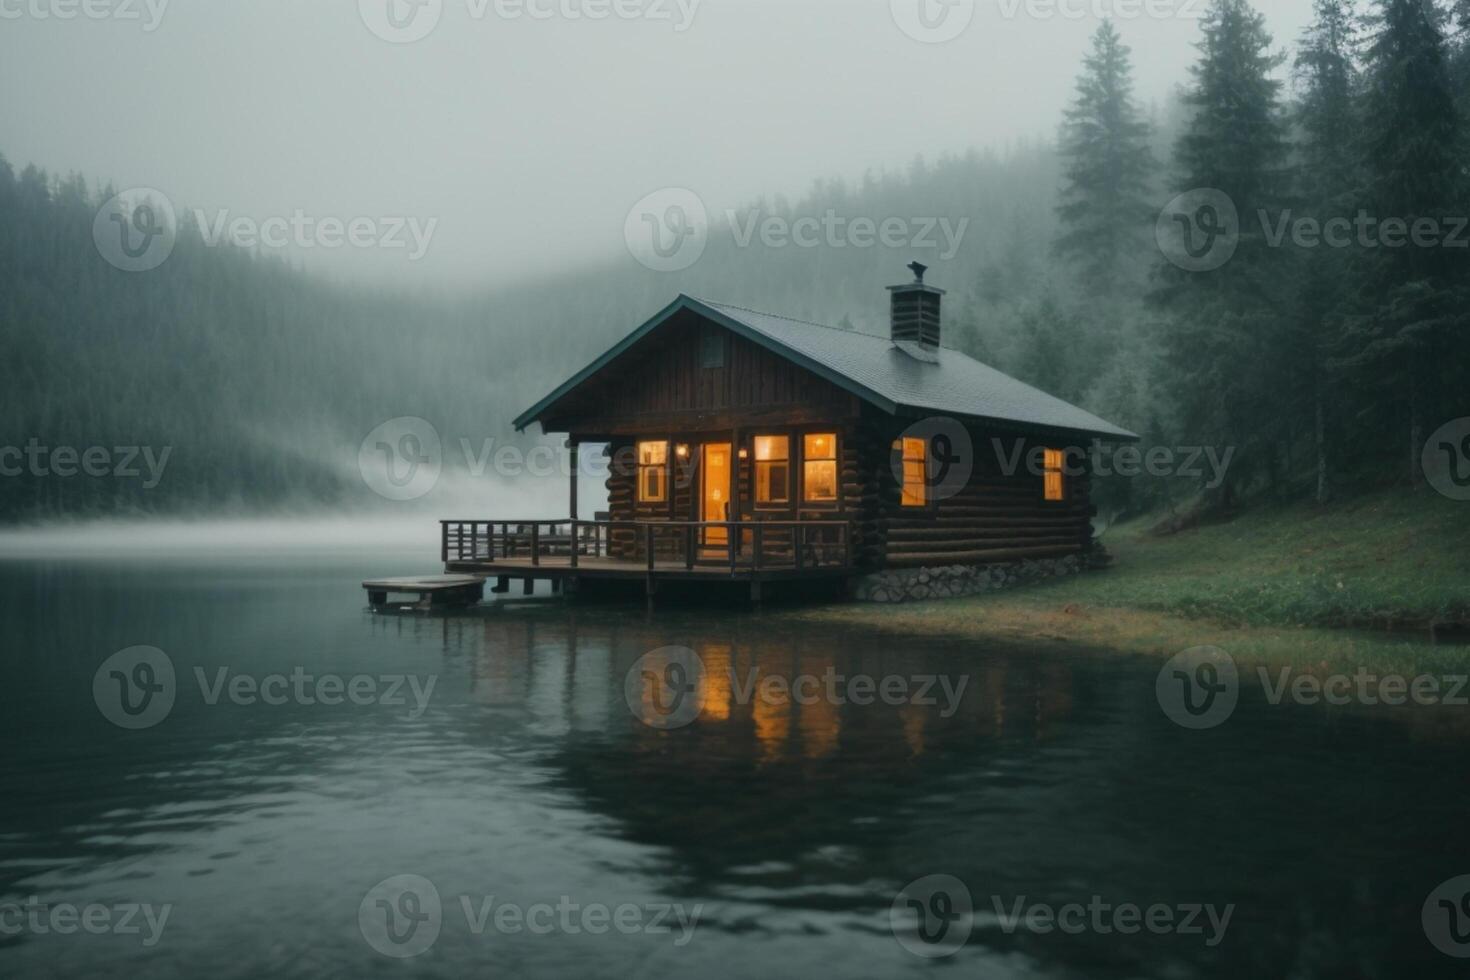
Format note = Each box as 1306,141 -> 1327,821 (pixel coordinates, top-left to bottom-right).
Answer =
783,489 -> 1470,674
1035,488 -> 1470,631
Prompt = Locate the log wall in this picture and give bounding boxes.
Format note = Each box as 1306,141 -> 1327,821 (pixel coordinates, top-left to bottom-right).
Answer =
852,410 -> 1095,570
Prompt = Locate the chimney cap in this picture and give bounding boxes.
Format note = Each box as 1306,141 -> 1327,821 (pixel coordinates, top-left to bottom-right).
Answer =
887,261 -> 946,296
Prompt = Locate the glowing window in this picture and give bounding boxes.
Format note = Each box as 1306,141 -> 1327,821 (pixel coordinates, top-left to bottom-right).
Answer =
1044,448 -> 1065,502
753,436 -> 790,505
637,440 -> 668,503
899,437 -> 927,507
803,433 -> 838,503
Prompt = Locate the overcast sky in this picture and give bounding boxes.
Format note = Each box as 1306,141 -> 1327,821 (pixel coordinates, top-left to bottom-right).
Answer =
0,0 -> 1316,286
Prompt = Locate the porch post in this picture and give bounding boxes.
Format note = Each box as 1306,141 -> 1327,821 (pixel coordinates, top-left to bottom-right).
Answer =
567,439 -> 579,520
730,427 -> 741,555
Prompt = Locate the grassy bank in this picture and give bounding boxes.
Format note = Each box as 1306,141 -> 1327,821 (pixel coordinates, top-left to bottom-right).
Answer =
787,489 -> 1470,673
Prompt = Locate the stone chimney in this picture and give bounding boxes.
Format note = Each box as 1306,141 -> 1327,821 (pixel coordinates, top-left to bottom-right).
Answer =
887,261 -> 944,350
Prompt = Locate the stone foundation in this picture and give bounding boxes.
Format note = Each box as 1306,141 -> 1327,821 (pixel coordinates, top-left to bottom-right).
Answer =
850,550 -> 1105,604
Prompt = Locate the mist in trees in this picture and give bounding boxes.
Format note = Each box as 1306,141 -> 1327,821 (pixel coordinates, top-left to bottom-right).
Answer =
2,0 -> 1466,523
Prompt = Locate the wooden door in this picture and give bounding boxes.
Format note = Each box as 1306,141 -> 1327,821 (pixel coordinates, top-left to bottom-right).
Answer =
701,443 -> 731,546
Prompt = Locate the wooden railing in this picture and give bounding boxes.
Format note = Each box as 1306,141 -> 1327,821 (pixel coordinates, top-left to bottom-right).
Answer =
440,519 -> 851,572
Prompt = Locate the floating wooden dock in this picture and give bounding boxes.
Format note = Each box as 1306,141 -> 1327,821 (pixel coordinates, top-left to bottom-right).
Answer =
363,575 -> 485,610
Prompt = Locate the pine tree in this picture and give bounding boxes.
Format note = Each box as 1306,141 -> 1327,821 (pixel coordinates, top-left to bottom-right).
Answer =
1015,294 -> 1086,403
1173,0 -> 1289,251
1296,0 -> 1362,208
1338,0 -> 1467,483
1054,20 -> 1155,298
1293,0 -> 1361,502
1156,0 -> 1290,507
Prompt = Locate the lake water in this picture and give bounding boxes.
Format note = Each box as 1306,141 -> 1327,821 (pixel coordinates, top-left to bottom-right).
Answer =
2,553 -> 1468,978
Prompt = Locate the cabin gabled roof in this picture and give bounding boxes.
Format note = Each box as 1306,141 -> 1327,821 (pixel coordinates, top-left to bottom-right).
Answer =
513,294 -> 1139,442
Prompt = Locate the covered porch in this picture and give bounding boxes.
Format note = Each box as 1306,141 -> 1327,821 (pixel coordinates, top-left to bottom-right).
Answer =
440,517 -> 853,599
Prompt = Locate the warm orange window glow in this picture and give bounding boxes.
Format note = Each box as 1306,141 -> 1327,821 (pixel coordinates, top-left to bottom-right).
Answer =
900,437 -> 927,507
637,440 -> 668,503
803,433 -> 838,502
753,435 -> 790,505
1044,448 -> 1065,501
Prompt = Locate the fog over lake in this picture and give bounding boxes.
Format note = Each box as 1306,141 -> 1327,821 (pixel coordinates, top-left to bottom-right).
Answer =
0,0 -> 1317,286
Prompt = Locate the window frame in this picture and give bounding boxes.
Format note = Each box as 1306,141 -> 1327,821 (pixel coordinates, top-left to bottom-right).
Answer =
800,431 -> 840,506
699,325 -> 726,369
898,436 -> 928,508
752,434 -> 791,509
1043,447 -> 1066,502
636,439 -> 670,505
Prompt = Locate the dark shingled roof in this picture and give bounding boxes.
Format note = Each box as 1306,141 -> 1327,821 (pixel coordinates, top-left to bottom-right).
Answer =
514,294 -> 1139,442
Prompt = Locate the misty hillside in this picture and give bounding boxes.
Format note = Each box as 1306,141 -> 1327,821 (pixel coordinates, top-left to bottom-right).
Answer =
2,140 -> 1144,520
5,0 -> 1469,523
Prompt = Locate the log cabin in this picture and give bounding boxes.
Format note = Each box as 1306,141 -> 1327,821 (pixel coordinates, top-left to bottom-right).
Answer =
441,263 -> 1137,601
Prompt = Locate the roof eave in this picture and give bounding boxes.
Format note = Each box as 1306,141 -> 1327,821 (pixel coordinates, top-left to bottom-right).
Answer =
895,403 -> 1140,443
513,295 -> 900,431
511,294 -> 692,432
683,297 -> 899,415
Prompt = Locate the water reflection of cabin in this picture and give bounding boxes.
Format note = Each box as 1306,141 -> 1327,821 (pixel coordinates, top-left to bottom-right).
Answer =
443,264 -> 1137,599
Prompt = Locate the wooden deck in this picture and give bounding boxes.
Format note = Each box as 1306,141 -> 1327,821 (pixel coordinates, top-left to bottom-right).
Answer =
441,518 -> 853,599
362,575 -> 485,609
